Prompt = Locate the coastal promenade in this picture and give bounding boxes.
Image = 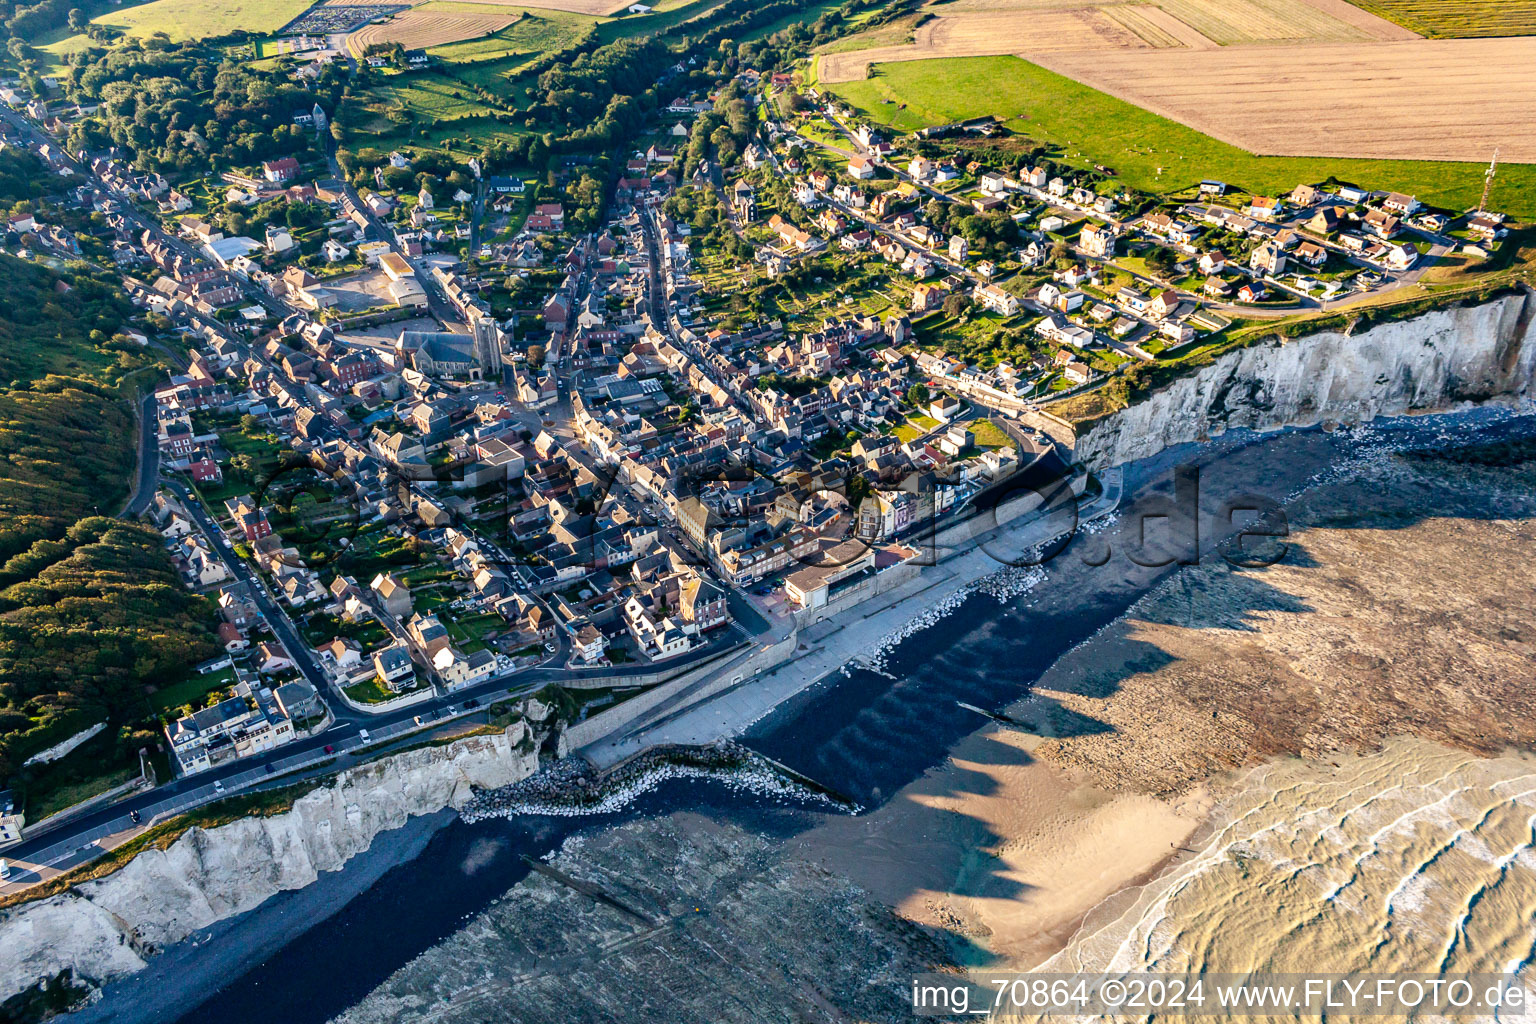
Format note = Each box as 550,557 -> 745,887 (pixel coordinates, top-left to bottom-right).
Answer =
579,471 -> 1122,767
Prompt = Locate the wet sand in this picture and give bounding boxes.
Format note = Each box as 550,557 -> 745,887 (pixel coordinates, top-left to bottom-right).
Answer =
77,410 -> 1536,1024
798,415 -> 1536,979
801,732 -> 1210,968
1043,737 -> 1536,983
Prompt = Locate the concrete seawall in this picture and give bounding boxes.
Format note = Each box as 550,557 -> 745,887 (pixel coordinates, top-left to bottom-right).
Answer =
559,631 -> 801,755
572,474 -> 1098,767
571,294 -> 1536,763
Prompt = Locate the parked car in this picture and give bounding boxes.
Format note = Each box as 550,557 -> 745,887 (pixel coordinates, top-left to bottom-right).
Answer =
213,780 -> 225,794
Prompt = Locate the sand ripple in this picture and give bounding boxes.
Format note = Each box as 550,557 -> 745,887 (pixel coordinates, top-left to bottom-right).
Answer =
1044,739 -> 1536,994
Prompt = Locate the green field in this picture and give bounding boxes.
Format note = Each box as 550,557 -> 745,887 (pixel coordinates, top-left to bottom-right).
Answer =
354,74 -> 501,131
592,0 -> 728,45
148,667 -> 236,716
1344,0 -> 1536,37
737,0 -> 845,43
824,55 -> 1536,217
92,0 -> 313,41
31,27 -> 96,73
427,8 -> 597,60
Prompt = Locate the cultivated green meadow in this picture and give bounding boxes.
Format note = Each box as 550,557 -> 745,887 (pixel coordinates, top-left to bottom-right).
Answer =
823,55 -> 1536,217
92,0 -> 313,41
425,7 -> 597,59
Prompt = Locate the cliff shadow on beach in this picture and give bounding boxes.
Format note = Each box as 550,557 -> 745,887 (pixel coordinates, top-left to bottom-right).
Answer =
761,412 -> 1536,972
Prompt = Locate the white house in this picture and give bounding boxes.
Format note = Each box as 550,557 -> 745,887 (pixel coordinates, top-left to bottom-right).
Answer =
433,646 -> 498,688
973,282 -> 1020,316
265,225 -> 294,253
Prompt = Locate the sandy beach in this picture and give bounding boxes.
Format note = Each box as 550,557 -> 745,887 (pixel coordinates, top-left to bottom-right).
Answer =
801,731 -> 1210,968
85,412 -> 1536,1024
801,415 -> 1536,977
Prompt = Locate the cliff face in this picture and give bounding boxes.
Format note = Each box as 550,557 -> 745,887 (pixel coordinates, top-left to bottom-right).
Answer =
0,725 -> 537,1005
1075,293 -> 1536,469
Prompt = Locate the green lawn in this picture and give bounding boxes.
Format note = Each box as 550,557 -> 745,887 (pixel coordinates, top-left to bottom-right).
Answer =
344,675 -> 411,704
968,418 -> 1013,450
1345,0 -> 1536,37
148,667 -> 235,716
893,413 -> 941,442
31,26 -> 97,74
738,0 -> 846,43
444,611 -> 503,653
592,0 -> 727,45
365,76 -> 500,122
91,0 -> 313,41
825,55 -> 1536,217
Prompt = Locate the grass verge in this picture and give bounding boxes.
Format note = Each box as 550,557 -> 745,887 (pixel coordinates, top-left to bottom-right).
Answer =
824,55 -> 1536,217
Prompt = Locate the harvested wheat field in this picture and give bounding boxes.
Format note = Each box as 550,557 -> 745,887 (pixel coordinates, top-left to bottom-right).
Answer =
818,8 -> 1166,83
1149,0 -> 1402,43
434,0 -> 633,13
1036,36 -> 1536,163
816,0 -> 1416,82
349,7 -> 521,51
935,0 -> 1412,40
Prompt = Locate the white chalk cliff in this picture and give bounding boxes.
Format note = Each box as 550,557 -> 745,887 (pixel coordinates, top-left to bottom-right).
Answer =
0,725 -> 537,1005
1075,292 -> 1536,469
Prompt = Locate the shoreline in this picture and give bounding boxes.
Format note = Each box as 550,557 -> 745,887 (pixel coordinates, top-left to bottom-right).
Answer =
577,471 -> 1116,768
792,404 -> 1536,974
60,403 -> 1536,1023
74,809 -> 456,1024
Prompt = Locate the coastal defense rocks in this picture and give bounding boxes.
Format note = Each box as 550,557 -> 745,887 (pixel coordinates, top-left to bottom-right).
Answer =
1075,294 -> 1536,470
0,725 -> 537,1006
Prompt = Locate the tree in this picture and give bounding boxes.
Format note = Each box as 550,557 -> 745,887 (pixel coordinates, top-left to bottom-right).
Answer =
907,382 -> 930,406
942,293 -> 972,319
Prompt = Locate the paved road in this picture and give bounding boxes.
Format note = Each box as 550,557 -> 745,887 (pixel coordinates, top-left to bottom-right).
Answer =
323,134 -> 461,325
122,393 -> 161,517
164,479 -> 345,705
